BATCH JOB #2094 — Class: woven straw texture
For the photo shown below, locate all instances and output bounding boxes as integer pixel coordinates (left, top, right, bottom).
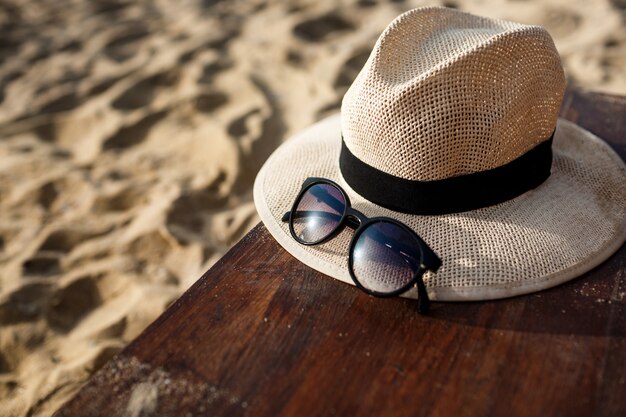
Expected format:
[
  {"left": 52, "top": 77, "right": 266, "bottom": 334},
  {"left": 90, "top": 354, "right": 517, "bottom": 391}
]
[
  {"left": 341, "top": 7, "right": 566, "bottom": 181},
  {"left": 254, "top": 116, "right": 626, "bottom": 301},
  {"left": 253, "top": 7, "right": 626, "bottom": 301}
]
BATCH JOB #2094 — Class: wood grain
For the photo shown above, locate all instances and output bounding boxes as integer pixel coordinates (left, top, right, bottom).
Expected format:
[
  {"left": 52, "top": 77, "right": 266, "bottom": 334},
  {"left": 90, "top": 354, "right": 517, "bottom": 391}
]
[{"left": 54, "top": 89, "right": 626, "bottom": 417}]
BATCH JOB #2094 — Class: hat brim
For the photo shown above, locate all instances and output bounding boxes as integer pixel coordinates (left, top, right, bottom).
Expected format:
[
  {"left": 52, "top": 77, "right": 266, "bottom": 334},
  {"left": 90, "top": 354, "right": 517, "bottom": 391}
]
[{"left": 253, "top": 115, "right": 626, "bottom": 301}]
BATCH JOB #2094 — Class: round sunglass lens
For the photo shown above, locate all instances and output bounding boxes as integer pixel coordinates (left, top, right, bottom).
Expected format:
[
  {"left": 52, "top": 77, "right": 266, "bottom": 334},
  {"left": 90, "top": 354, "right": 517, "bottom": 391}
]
[
  {"left": 291, "top": 183, "right": 346, "bottom": 244},
  {"left": 351, "top": 221, "right": 423, "bottom": 294}
]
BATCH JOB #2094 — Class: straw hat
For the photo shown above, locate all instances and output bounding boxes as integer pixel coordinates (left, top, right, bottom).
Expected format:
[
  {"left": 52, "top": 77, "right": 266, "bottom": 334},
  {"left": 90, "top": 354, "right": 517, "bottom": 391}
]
[{"left": 253, "top": 7, "right": 626, "bottom": 301}]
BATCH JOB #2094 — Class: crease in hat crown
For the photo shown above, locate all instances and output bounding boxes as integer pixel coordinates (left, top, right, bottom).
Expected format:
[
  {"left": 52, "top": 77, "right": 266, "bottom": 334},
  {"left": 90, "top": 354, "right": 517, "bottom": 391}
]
[{"left": 340, "top": 6, "right": 567, "bottom": 182}]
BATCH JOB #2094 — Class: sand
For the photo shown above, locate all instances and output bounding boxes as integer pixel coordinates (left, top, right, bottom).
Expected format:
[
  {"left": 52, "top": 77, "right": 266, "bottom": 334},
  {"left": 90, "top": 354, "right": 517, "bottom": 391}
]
[{"left": 0, "top": 0, "right": 624, "bottom": 415}]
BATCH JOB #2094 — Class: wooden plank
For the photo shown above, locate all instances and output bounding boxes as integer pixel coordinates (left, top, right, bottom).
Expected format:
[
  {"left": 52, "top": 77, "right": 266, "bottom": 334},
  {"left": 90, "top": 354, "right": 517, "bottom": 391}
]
[{"left": 54, "top": 89, "right": 626, "bottom": 417}]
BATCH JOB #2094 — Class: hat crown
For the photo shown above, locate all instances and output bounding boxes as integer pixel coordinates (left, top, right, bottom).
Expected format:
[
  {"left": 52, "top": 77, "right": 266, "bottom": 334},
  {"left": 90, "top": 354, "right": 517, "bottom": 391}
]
[{"left": 340, "top": 7, "right": 566, "bottom": 181}]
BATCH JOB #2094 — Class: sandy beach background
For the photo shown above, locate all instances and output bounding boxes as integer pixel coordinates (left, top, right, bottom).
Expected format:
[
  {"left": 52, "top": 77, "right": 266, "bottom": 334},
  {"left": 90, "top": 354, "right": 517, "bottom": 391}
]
[{"left": 0, "top": 0, "right": 624, "bottom": 415}]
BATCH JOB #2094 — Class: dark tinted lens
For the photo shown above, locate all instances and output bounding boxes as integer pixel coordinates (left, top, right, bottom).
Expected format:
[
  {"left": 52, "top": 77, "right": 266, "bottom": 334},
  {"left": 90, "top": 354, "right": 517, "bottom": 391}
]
[
  {"left": 351, "top": 221, "right": 423, "bottom": 294},
  {"left": 291, "top": 183, "right": 346, "bottom": 244}
]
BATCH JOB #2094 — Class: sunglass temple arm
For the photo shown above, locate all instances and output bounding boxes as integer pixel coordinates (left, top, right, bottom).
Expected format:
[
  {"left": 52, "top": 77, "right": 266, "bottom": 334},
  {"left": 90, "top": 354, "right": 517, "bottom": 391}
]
[
  {"left": 417, "top": 239, "right": 442, "bottom": 273},
  {"left": 415, "top": 240, "right": 440, "bottom": 315},
  {"left": 415, "top": 277, "right": 430, "bottom": 314}
]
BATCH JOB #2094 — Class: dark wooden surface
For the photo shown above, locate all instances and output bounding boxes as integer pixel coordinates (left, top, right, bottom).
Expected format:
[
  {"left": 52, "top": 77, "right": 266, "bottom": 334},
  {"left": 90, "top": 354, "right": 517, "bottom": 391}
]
[{"left": 55, "top": 89, "right": 626, "bottom": 417}]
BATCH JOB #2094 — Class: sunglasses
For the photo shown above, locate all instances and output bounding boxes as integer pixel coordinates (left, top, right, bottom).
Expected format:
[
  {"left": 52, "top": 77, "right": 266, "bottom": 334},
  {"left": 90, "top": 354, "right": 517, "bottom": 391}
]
[{"left": 281, "top": 177, "right": 441, "bottom": 314}]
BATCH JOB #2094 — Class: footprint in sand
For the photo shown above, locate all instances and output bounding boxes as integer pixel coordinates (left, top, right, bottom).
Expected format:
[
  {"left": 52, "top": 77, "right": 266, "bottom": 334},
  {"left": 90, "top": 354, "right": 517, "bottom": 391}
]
[
  {"left": 166, "top": 172, "right": 228, "bottom": 244},
  {"left": 0, "top": 283, "right": 54, "bottom": 325},
  {"left": 47, "top": 276, "right": 102, "bottom": 332},
  {"left": 0, "top": 351, "right": 11, "bottom": 373},
  {"left": 285, "top": 49, "right": 305, "bottom": 67},
  {"left": 92, "top": 184, "right": 148, "bottom": 213},
  {"left": 293, "top": 12, "right": 355, "bottom": 42},
  {"left": 111, "top": 71, "right": 180, "bottom": 110},
  {"left": 333, "top": 48, "right": 371, "bottom": 94},
  {"left": 22, "top": 252, "right": 62, "bottom": 277},
  {"left": 17, "top": 172, "right": 92, "bottom": 215},
  {"left": 194, "top": 91, "right": 229, "bottom": 113},
  {"left": 227, "top": 108, "right": 262, "bottom": 140},
  {"left": 38, "top": 225, "right": 113, "bottom": 254},
  {"left": 316, "top": 99, "right": 343, "bottom": 120},
  {"left": 35, "top": 68, "right": 88, "bottom": 97},
  {"left": 103, "top": 23, "right": 151, "bottom": 63},
  {"left": 311, "top": 48, "right": 371, "bottom": 119},
  {"left": 441, "top": 1, "right": 459, "bottom": 9},
  {"left": 22, "top": 223, "right": 113, "bottom": 276},
  {"left": 357, "top": 0, "right": 377, "bottom": 8},
  {"left": 0, "top": 71, "right": 23, "bottom": 107},
  {"left": 103, "top": 110, "right": 168, "bottom": 150},
  {"left": 91, "top": 0, "right": 131, "bottom": 15},
  {"left": 197, "top": 59, "right": 233, "bottom": 85},
  {"left": 178, "top": 34, "right": 233, "bottom": 64},
  {"left": 86, "top": 76, "right": 122, "bottom": 96},
  {"left": 39, "top": 91, "right": 82, "bottom": 114},
  {"left": 228, "top": 76, "right": 286, "bottom": 190},
  {"left": 124, "top": 231, "right": 176, "bottom": 265},
  {"left": 36, "top": 181, "right": 59, "bottom": 211}
]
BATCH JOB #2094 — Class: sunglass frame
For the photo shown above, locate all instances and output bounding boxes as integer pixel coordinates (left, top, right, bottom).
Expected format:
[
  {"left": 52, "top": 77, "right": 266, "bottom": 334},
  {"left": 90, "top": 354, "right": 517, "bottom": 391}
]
[{"left": 285, "top": 177, "right": 441, "bottom": 313}]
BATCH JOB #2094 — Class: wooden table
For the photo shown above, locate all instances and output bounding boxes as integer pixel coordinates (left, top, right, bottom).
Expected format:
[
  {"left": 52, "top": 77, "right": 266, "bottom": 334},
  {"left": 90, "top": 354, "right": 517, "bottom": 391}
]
[{"left": 55, "top": 89, "right": 626, "bottom": 417}]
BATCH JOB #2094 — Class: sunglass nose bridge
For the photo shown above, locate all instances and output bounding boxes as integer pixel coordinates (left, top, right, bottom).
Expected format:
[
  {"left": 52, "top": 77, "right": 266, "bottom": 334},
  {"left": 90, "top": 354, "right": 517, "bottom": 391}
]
[
  {"left": 345, "top": 208, "right": 367, "bottom": 230},
  {"left": 345, "top": 215, "right": 361, "bottom": 229}
]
